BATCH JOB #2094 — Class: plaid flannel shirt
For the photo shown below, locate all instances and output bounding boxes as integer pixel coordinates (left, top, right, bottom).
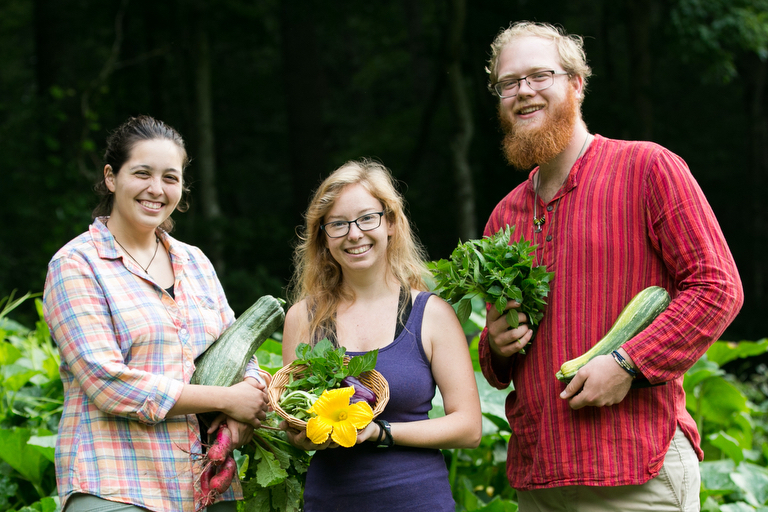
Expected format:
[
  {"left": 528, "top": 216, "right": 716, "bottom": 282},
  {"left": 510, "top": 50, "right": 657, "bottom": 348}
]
[{"left": 44, "top": 218, "right": 260, "bottom": 511}]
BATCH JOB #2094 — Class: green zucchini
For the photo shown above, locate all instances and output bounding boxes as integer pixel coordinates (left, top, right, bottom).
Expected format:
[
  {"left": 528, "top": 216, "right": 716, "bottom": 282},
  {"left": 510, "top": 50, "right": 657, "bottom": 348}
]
[
  {"left": 191, "top": 294, "right": 286, "bottom": 388},
  {"left": 555, "top": 286, "right": 670, "bottom": 382}
]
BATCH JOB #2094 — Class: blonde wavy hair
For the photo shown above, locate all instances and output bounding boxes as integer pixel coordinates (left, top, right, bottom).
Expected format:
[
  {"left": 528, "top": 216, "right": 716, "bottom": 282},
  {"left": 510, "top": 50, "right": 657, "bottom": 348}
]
[
  {"left": 486, "top": 21, "right": 592, "bottom": 95},
  {"left": 290, "top": 158, "right": 429, "bottom": 345}
]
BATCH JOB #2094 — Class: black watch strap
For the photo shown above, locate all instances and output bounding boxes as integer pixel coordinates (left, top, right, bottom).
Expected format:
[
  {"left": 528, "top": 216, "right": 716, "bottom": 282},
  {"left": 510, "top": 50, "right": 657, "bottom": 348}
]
[{"left": 374, "top": 419, "right": 393, "bottom": 448}]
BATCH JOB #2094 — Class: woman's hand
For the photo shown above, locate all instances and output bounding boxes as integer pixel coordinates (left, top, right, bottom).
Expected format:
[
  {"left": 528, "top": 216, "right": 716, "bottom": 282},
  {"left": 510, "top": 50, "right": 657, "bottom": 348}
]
[
  {"left": 208, "top": 414, "right": 254, "bottom": 449},
  {"left": 485, "top": 301, "right": 533, "bottom": 358},
  {"left": 223, "top": 378, "right": 270, "bottom": 428},
  {"left": 280, "top": 421, "right": 338, "bottom": 451},
  {"left": 356, "top": 421, "right": 380, "bottom": 444}
]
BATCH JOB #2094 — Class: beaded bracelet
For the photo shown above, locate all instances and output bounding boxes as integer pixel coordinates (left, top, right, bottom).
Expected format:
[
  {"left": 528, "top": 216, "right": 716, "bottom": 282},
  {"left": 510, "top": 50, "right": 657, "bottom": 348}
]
[{"left": 611, "top": 350, "right": 638, "bottom": 379}]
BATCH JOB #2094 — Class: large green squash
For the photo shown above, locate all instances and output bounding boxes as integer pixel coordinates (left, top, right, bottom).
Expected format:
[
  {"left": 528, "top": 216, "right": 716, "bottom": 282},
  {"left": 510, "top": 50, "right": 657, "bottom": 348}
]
[{"left": 555, "top": 286, "right": 671, "bottom": 383}]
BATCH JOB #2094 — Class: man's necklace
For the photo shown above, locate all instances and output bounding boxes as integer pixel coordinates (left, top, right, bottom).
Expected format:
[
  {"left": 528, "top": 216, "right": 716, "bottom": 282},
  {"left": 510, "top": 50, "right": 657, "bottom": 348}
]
[
  {"left": 532, "top": 133, "right": 591, "bottom": 267},
  {"left": 532, "top": 133, "right": 591, "bottom": 233},
  {"left": 107, "top": 222, "right": 161, "bottom": 274}
]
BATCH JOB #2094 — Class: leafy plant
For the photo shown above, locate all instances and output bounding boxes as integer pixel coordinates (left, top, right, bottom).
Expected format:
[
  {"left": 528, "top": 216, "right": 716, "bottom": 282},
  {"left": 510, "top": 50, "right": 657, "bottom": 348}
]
[
  {"left": 237, "top": 417, "right": 310, "bottom": 512},
  {"left": 279, "top": 339, "right": 377, "bottom": 421},
  {"left": 686, "top": 339, "right": 768, "bottom": 510},
  {"left": 0, "top": 293, "right": 61, "bottom": 511},
  {"left": 427, "top": 225, "right": 553, "bottom": 330}
]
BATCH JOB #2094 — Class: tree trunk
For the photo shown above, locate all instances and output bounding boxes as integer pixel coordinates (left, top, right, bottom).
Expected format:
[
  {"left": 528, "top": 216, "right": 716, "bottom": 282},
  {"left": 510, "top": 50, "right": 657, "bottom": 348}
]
[
  {"left": 625, "top": 0, "right": 654, "bottom": 140},
  {"left": 403, "top": 1, "right": 446, "bottom": 183},
  {"left": 446, "top": 0, "right": 476, "bottom": 241},
  {"left": 738, "top": 55, "right": 768, "bottom": 320},
  {"left": 279, "top": 1, "right": 329, "bottom": 228},
  {"left": 32, "top": 0, "right": 59, "bottom": 97},
  {"left": 194, "top": 3, "right": 225, "bottom": 273}
]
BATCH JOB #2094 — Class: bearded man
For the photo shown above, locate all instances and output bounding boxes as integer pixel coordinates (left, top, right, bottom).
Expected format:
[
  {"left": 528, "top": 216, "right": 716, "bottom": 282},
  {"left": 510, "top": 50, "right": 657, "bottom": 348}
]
[{"left": 478, "top": 21, "right": 743, "bottom": 512}]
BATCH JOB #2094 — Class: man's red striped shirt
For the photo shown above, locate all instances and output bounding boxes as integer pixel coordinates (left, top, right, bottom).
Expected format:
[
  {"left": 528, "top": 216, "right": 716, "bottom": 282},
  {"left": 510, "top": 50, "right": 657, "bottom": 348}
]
[{"left": 479, "top": 134, "right": 744, "bottom": 489}]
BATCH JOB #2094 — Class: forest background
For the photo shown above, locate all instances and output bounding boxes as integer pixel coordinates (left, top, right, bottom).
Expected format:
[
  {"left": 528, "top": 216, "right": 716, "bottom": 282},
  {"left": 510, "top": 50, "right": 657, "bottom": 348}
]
[{"left": 1, "top": 0, "right": 766, "bottom": 345}]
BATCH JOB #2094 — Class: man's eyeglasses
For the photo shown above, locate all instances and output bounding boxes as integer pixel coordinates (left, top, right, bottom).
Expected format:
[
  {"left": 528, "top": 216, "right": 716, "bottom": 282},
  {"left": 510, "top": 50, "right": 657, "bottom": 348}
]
[
  {"left": 491, "top": 70, "right": 570, "bottom": 98},
  {"left": 320, "top": 212, "right": 385, "bottom": 238}
]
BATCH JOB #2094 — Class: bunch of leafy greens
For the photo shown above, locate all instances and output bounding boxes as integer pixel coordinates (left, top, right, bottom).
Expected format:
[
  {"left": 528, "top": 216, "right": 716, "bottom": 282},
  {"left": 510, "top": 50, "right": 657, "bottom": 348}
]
[
  {"left": 239, "top": 416, "right": 310, "bottom": 512},
  {"left": 428, "top": 225, "right": 554, "bottom": 329},
  {"left": 279, "top": 339, "right": 378, "bottom": 421}
]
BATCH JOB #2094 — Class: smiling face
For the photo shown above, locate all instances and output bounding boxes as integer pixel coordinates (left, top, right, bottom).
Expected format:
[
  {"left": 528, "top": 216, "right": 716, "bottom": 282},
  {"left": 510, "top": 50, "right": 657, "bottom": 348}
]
[
  {"left": 104, "top": 138, "right": 184, "bottom": 236},
  {"left": 323, "top": 183, "right": 394, "bottom": 276},
  {"left": 496, "top": 35, "right": 583, "bottom": 168}
]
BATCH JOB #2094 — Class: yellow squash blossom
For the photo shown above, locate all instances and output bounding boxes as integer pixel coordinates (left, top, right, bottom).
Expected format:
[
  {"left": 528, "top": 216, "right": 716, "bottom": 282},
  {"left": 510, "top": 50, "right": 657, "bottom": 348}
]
[{"left": 306, "top": 386, "right": 374, "bottom": 448}]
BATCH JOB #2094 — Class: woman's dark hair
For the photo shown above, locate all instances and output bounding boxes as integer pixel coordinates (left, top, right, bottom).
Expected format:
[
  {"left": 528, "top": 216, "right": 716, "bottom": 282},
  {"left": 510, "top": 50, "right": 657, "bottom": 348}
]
[{"left": 92, "top": 115, "right": 191, "bottom": 232}]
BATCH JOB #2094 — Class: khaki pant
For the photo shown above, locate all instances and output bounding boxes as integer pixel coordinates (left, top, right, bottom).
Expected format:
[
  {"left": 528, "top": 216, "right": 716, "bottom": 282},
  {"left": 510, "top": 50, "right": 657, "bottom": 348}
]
[
  {"left": 65, "top": 493, "right": 237, "bottom": 512},
  {"left": 517, "top": 428, "right": 701, "bottom": 512}
]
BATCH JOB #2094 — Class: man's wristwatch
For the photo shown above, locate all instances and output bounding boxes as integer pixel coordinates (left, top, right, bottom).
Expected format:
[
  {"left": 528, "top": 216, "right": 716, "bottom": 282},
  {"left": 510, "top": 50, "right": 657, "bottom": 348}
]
[{"left": 374, "top": 419, "right": 394, "bottom": 448}]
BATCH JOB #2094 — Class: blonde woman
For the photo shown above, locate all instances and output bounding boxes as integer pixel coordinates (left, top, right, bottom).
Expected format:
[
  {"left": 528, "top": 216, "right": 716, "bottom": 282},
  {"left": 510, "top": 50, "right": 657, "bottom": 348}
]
[{"left": 282, "top": 159, "right": 482, "bottom": 512}]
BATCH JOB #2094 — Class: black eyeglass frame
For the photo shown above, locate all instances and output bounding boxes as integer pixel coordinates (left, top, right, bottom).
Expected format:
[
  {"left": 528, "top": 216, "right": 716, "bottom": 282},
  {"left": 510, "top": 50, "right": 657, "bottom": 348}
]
[
  {"left": 320, "top": 211, "right": 386, "bottom": 238},
  {"left": 490, "top": 70, "right": 571, "bottom": 98}
]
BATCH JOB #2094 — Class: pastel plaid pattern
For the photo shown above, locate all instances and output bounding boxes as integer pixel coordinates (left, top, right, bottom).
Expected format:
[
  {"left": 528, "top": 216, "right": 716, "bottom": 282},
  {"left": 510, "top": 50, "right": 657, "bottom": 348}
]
[{"left": 44, "top": 218, "right": 256, "bottom": 511}]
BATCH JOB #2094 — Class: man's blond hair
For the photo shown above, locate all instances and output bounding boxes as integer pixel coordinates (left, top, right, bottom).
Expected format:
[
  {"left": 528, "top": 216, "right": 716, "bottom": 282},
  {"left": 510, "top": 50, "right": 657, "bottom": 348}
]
[{"left": 487, "top": 21, "right": 592, "bottom": 93}]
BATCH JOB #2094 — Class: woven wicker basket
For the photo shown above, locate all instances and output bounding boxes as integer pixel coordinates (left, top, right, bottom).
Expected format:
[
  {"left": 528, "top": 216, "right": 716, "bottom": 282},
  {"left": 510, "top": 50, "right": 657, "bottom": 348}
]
[{"left": 268, "top": 362, "right": 390, "bottom": 431}]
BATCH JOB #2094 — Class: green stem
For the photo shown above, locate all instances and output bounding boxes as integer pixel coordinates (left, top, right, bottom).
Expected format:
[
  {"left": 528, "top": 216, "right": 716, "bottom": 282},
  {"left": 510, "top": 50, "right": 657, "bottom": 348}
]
[{"left": 448, "top": 448, "right": 460, "bottom": 492}]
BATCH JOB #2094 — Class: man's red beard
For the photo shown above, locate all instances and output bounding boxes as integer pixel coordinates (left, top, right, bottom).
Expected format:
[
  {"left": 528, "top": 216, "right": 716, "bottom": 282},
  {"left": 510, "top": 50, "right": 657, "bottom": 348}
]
[{"left": 498, "top": 88, "right": 579, "bottom": 170}]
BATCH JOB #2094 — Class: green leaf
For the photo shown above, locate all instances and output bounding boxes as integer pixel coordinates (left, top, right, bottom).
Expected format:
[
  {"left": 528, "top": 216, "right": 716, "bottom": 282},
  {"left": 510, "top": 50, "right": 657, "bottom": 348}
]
[
  {"left": 347, "top": 350, "right": 378, "bottom": 376},
  {"left": 700, "top": 459, "right": 738, "bottom": 493},
  {"left": 710, "top": 431, "right": 745, "bottom": 465},
  {"left": 0, "top": 427, "right": 52, "bottom": 486},
  {"left": 2, "top": 365, "right": 41, "bottom": 392},
  {"left": 243, "top": 491, "right": 271, "bottom": 512},
  {"left": 456, "top": 298, "right": 473, "bottom": 325},
  {"left": 505, "top": 309, "right": 519, "bottom": 329},
  {"left": 731, "top": 462, "right": 768, "bottom": 507},
  {"left": 706, "top": 339, "right": 768, "bottom": 367},
  {"left": 252, "top": 444, "right": 288, "bottom": 487},
  {"left": 27, "top": 434, "right": 57, "bottom": 464},
  {"left": 0, "top": 342, "right": 23, "bottom": 365},
  {"left": 688, "top": 375, "right": 749, "bottom": 425},
  {"left": 16, "top": 496, "right": 59, "bottom": 512},
  {"left": 427, "top": 225, "right": 554, "bottom": 343}
]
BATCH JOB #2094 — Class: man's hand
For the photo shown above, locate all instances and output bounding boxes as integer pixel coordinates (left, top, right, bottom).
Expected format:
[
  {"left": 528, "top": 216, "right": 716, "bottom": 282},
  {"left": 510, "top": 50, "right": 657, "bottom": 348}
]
[
  {"left": 559, "top": 354, "right": 634, "bottom": 409},
  {"left": 485, "top": 301, "right": 533, "bottom": 358}
]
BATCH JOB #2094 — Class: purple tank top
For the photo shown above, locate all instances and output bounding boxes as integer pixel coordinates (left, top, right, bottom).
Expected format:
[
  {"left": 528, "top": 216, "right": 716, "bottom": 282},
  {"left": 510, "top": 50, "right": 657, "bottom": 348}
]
[{"left": 302, "top": 292, "right": 455, "bottom": 511}]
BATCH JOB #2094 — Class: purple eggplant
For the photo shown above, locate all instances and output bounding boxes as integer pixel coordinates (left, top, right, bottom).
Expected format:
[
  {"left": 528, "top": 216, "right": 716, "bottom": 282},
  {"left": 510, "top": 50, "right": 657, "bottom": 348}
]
[{"left": 341, "top": 376, "right": 377, "bottom": 405}]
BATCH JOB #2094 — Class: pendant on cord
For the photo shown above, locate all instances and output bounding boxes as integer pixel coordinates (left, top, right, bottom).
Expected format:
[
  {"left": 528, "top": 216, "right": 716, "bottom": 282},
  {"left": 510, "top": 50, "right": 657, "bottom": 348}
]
[{"left": 533, "top": 216, "right": 546, "bottom": 233}]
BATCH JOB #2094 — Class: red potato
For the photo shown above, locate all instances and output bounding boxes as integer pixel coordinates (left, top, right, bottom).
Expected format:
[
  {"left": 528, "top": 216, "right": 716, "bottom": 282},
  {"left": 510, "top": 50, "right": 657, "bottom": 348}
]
[
  {"left": 207, "top": 424, "right": 232, "bottom": 465},
  {"left": 197, "top": 463, "right": 216, "bottom": 509},
  {"left": 209, "top": 455, "right": 238, "bottom": 495}
]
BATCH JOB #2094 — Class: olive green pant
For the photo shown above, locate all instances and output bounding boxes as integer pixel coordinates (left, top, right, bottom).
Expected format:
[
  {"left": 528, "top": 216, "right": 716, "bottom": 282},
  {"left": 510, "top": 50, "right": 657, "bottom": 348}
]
[
  {"left": 516, "top": 427, "right": 701, "bottom": 512},
  {"left": 65, "top": 493, "right": 237, "bottom": 512}
]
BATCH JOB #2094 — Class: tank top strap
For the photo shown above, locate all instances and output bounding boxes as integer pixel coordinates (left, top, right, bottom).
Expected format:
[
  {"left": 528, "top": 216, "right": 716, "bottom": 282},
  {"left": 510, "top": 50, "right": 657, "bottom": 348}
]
[{"left": 409, "top": 291, "right": 433, "bottom": 327}]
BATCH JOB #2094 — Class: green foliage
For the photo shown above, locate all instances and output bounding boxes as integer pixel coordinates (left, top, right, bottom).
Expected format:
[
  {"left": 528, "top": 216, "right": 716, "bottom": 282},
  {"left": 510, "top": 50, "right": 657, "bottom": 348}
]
[
  {"left": 2, "top": 291, "right": 767, "bottom": 512},
  {"left": 291, "top": 339, "right": 378, "bottom": 390},
  {"left": 241, "top": 342, "right": 314, "bottom": 512},
  {"left": 279, "top": 340, "right": 378, "bottom": 422},
  {"left": 428, "top": 226, "right": 554, "bottom": 329},
  {"left": 670, "top": 0, "right": 768, "bottom": 81},
  {"left": 446, "top": 303, "right": 768, "bottom": 511},
  {"left": 237, "top": 423, "right": 310, "bottom": 512},
  {"left": 687, "top": 339, "right": 768, "bottom": 510},
  {"left": 0, "top": 293, "right": 60, "bottom": 511}
]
